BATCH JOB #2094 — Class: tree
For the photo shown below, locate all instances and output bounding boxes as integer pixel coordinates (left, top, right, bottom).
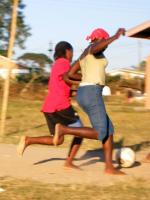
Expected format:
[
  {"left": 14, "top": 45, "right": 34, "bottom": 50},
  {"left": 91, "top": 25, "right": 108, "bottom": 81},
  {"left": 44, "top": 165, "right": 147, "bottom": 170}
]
[
  {"left": 0, "top": 0, "right": 31, "bottom": 53},
  {"left": 106, "top": 75, "right": 121, "bottom": 84},
  {"left": 138, "top": 60, "right": 146, "bottom": 71},
  {"left": 17, "top": 53, "right": 52, "bottom": 83},
  {"left": 18, "top": 53, "right": 52, "bottom": 69},
  {"left": 131, "top": 60, "right": 146, "bottom": 72}
]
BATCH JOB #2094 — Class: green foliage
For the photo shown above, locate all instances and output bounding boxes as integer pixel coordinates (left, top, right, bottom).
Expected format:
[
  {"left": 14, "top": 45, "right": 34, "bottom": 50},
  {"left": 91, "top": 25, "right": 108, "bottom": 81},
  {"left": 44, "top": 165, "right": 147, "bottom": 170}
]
[
  {"left": 16, "top": 68, "right": 49, "bottom": 84},
  {"left": 131, "top": 60, "right": 146, "bottom": 72},
  {"left": 0, "top": 0, "right": 31, "bottom": 51},
  {"left": 15, "top": 73, "right": 32, "bottom": 83},
  {"left": 16, "top": 53, "right": 52, "bottom": 83},
  {"left": 138, "top": 60, "right": 146, "bottom": 71},
  {"left": 18, "top": 53, "right": 52, "bottom": 68},
  {"left": 0, "top": 49, "right": 7, "bottom": 56},
  {"left": 106, "top": 75, "right": 121, "bottom": 83}
]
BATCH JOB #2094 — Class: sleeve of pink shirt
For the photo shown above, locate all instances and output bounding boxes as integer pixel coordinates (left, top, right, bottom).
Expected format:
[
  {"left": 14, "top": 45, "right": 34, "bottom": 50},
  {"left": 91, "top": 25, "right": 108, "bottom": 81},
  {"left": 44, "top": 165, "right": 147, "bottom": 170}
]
[{"left": 57, "top": 59, "right": 70, "bottom": 78}]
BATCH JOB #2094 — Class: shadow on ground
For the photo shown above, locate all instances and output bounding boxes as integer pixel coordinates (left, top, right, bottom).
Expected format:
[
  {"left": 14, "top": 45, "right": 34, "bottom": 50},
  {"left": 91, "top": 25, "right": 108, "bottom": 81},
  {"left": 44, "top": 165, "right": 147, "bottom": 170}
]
[{"left": 33, "top": 139, "right": 149, "bottom": 168}]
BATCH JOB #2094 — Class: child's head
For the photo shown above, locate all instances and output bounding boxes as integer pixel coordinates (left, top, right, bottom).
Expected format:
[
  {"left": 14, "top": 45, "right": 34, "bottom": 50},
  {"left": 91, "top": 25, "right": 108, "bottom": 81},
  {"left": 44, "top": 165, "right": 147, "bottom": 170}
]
[{"left": 54, "top": 41, "right": 73, "bottom": 62}]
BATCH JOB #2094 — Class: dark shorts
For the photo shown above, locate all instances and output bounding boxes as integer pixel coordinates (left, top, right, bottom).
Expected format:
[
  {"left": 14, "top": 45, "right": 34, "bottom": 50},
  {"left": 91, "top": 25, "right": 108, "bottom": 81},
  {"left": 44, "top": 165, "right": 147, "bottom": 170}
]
[{"left": 44, "top": 106, "right": 80, "bottom": 135}]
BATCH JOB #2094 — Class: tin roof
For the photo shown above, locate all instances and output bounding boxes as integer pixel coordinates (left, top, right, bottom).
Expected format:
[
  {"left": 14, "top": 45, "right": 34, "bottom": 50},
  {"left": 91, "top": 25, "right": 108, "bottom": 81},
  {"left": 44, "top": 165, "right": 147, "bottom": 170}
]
[{"left": 126, "top": 21, "right": 150, "bottom": 39}]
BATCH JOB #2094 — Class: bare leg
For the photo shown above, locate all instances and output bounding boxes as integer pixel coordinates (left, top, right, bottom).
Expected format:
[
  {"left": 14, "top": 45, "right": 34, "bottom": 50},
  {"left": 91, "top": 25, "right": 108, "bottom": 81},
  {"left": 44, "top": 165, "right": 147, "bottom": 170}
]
[
  {"left": 143, "top": 153, "right": 150, "bottom": 163},
  {"left": 17, "top": 135, "right": 64, "bottom": 156},
  {"left": 146, "top": 153, "right": 150, "bottom": 160},
  {"left": 54, "top": 124, "right": 98, "bottom": 145},
  {"left": 54, "top": 124, "right": 125, "bottom": 175},
  {"left": 65, "top": 137, "right": 83, "bottom": 169},
  {"left": 17, "top": 134, "right": 82, "bottom": 168},
  {"left": 102, "top": 135, "right": 125, "bottom": 175}
]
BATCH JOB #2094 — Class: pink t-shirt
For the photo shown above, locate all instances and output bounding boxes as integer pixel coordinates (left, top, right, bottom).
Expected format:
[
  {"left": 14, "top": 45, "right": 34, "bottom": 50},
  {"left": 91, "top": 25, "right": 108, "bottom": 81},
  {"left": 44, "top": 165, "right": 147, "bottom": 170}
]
[{"left": 41, "top": 58, "right": 71, "bottom": 113}]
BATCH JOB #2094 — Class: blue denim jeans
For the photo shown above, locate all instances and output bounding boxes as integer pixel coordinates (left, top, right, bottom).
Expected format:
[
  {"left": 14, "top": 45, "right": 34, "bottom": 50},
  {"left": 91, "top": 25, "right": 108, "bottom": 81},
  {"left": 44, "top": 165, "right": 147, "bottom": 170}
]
[{"left": 77, "top": 85, "right": 114, "bottom": 141}]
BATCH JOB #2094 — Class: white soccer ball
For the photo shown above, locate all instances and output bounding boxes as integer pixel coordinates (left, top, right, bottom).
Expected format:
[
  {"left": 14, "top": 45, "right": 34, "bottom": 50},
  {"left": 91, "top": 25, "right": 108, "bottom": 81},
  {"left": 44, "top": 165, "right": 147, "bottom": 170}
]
[{"left": 115, "top": 147, "right": 136, "bottom": 168}]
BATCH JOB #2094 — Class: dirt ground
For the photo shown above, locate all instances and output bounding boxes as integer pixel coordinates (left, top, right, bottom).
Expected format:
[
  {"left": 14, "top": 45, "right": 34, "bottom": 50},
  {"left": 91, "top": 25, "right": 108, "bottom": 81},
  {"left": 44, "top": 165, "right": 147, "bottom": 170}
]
[{"left": 0, "top": 144, "right": 150, "bottom": 186}]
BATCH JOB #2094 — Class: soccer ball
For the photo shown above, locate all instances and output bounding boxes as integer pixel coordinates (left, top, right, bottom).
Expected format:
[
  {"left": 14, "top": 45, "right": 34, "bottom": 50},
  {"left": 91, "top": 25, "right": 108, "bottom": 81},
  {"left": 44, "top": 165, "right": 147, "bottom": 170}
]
[{"left": 115, "top": 147, "right": 136, "bottom": 168}]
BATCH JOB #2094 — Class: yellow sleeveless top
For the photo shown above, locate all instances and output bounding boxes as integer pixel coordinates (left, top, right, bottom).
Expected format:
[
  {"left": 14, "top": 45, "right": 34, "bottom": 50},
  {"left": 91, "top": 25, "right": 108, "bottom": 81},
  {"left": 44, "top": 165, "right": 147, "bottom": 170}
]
[{"left": 79, "top": 54, "right": 108, "bottom": 85}]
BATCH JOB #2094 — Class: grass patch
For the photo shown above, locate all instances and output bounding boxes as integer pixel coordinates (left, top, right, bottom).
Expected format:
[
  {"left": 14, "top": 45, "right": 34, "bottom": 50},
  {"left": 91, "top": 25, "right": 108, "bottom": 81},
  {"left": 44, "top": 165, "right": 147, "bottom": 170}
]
[
  {"left": 0, "top": 96, "right": 150, "bottom": 150},
  {"left": 0, "top": 177, "right": 149, "bottom": 200}
]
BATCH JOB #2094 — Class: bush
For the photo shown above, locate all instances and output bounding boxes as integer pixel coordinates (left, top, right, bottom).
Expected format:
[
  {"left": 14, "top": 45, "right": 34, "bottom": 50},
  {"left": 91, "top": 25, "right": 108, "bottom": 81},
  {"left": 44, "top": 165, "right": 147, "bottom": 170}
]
[{"left": 106, "top": 75, "right": 121, "bottom": 84}]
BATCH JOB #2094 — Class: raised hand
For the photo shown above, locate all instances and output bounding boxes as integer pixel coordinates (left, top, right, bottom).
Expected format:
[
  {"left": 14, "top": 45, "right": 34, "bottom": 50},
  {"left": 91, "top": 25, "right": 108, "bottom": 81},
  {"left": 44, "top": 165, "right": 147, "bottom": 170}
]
[{"left": 115, "top": 28, "right": 126, "bottom": 39}]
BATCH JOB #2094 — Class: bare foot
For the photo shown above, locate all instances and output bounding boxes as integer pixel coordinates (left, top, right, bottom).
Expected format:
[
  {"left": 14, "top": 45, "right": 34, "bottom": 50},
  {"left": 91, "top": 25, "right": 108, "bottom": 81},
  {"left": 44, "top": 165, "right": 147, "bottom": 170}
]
[
  {"left": 53, "top": 123, "right": 64, "bottom": 146},
  {"left": 142, "top": 153, "right": 150, "bottom": 163},
  {"left": 17, "top": 136, "right": 28, "bottom": 156},
  {"left": 64, "top": 162, "right": 81, "bottom": 170},
  {"left": 105, "top": 167, "right": 126, "bottom": 175},
  {"left": 146, "top": 153, "right": 150, "bottom": 160}
]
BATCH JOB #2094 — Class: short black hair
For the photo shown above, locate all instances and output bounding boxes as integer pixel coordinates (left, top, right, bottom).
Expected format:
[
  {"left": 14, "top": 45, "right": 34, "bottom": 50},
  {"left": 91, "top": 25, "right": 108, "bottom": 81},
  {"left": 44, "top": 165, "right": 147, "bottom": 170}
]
[{"left": 54, "top": 41, "right": 73, "bottom": 60}]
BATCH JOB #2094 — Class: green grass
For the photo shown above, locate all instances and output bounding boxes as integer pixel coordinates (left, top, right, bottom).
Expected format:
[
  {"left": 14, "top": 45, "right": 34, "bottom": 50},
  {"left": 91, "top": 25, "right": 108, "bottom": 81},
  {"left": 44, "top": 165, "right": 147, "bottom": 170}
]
[
  {"left": 0, "top": 96, "right": 150, "bottom": 150},
  {"left": 0, "top": 177, "right": 150, "bottom": 200}
]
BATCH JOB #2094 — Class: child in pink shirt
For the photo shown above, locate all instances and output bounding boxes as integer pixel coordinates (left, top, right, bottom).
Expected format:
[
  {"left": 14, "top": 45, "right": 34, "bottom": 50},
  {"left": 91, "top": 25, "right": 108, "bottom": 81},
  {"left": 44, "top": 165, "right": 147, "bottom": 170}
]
[
  {"left": 17, "top": 41, "right": 83, "bottom": 169},
  {"left": 42, "top": 57, "right": 71, "bottom": 113}
]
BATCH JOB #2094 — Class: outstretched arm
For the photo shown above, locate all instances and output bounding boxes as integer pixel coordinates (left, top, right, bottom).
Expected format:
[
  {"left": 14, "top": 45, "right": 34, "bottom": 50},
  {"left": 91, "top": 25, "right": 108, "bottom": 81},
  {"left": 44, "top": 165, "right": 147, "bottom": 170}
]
[{"left": 90, "top": 28, "right": 125, "bottom": 54}]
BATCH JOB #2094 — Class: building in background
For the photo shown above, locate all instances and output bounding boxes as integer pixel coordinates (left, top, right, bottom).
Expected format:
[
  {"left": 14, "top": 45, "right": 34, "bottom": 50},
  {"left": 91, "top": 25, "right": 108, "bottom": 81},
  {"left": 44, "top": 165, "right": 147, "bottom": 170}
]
[
  {"left": 108, "top": 69, "right": 145, "bottom": 80},
  {"left": 0, "top": 56, "right": 29, "bottom": 79},
  {"left": 126, "top": 20, "right": 150, "bottom": 109}
]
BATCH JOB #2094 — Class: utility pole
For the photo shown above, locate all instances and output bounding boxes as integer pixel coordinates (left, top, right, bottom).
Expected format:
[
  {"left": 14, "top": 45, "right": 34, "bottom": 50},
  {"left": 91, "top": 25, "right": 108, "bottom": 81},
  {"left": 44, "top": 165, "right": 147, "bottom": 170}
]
[
  {"left": 145, "top": 56, "right": 150, "bottom": 109},
  {"left": 0, "top": 0, "right": 19, "bottom": 136},
  {"left": 49, "top": 41, "right": 53, "bottom": 60},
  {"left": 137, "top": 40, "right": 143, "bottom": 91},
  {"left": 137, "top": 40, "right": 142, "bottom": 67}
]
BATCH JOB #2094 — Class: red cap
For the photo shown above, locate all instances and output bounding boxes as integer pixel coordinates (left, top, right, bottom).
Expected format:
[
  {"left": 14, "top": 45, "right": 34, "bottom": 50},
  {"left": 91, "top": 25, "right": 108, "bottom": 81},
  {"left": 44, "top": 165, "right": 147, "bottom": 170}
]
[{"left": 86, "top": 28, "right": 109, "bottom": 41}]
